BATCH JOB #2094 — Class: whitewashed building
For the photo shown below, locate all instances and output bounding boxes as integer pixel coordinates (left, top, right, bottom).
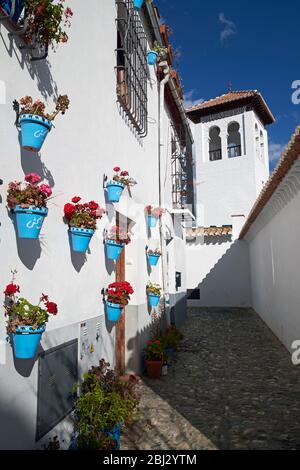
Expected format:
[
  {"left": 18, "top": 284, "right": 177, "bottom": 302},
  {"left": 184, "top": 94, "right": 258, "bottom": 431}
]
[
  {"left": 185, "top": 91, "right": 275, "bottom": 305},
  {"left": 0, "top": 0, "right": 194, "bottom": 449}
]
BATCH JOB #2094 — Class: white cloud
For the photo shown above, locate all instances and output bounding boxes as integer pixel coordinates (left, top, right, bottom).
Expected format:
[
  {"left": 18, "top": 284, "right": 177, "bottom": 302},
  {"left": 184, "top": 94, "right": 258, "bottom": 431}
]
[
  {"left": 269, "top": 142, "right": 285, "bottom": 163},
  {"left": 184, "top": 90, "right": 204, "bottom": 109},
  {"left": 219, "top": 12, "right": 237, "bottom": 43}
]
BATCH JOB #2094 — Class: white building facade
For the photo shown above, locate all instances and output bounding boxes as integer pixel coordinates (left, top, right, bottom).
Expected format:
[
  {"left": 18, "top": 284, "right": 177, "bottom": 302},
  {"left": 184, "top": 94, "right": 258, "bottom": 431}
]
[{"left": 0, "top": 0, "right": 194, "bottom": 449}]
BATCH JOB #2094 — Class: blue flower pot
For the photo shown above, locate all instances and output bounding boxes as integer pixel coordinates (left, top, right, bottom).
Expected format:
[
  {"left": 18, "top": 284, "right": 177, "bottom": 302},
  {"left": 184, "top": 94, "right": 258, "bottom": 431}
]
[
  {"left": 148, "top": 294, "right": 160, "bottom": 307},
  {"left": 0, "top": 0, "right": 24, "bottom": 23},
  {"left": 164, "top": 347, "right": 174, "bottom": 365},
  {"left": 106, "top": 302, "right": 123, "bottom": 322},
  {"left": 147, "top": 51, "right": 158, "bottom": 65},
  {"left": 13, "top": 205, "right": 48, "bottom": 239},
  {"left": 106, "top": 181, "right": 125, "bottom": 203},
  {"left": 12, "top": 325, "right": 45, "bottom": 359},
  {"left": 147, "top": 253, "right": 160, "bottom": 266},
  {"left": 133, "top": 0, "right": 144, "bottom": 9},
  {"left": 106, "top": 240, "right": 124, "bottom": 261},
  {"left": 69, "top": 227, "right": 94, "bottom": 253},
  {"left": 19, "top": 114, "right": 52, "bottom": 152},
  {"left": 147, "top": 214, "right": 158, "bottom": 228},
  {"left": 104, "top": 423, "right": 123, "bottom": 450}
]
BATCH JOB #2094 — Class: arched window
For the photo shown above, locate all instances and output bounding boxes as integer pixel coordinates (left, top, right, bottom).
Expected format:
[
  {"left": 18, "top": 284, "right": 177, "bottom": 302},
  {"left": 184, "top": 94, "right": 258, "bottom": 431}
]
[
  {"left": 255, "top": 124, "right": 260, "bottom": 158},
  {"left": 209, "top": 126, "right": 222, "bottom": 161},
  {"left": 260, "top": 130, "right": 264, "bottom": 160},
  {"left": 227, "top": 122, "right": 241, "bottom": 158}
]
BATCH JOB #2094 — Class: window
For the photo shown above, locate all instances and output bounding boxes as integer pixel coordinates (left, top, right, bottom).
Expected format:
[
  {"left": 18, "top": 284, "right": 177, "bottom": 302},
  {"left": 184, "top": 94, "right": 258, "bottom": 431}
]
[
  {"left": 115, "top": 0, "right": 148, "bottom": 137},
  {"left": 227, "top": 122, "right": 241, "bottom": 158},
  {"left": 209, "top": 126, "right": 222, "bottom": 161},
  {"left": 260, "top": 130, "right": 264, "bottom": 160}
]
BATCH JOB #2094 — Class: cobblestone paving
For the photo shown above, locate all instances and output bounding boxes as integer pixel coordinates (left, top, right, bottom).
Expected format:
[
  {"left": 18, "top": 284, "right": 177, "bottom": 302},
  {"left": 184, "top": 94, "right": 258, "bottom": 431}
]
[{"left": 122, "top": 307, "right": 300, "bottom": 450}]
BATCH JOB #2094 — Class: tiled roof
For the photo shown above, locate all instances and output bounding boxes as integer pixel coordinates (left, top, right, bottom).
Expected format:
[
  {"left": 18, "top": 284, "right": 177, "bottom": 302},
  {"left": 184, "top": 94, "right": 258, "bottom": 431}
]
[
  {"left": 186, "top": 90, "right": 275, "bottom": 125},
  {"left": 239, "top": 125, "right": 300, "bottom": 239},
  {"left": 186, "top": 226, "right": 232, "bottom": 238}
]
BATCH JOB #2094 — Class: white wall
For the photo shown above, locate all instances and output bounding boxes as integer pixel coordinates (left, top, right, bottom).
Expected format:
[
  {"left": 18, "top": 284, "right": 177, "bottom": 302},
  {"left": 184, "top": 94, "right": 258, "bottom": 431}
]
[
  {"left": 0, "top": 0, "right": 187, "bottom": 448},
  {"left": 245, "top": 157, "right": 300, "bottom": 353},
  {"left": 186, "top": 238, "right": 251, "bottom": 308}
]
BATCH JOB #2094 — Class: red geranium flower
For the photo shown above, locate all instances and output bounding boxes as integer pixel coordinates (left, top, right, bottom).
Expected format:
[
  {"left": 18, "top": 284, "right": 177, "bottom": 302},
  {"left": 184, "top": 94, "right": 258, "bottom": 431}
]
[
  {"left": 3, "top": 283, "right": 20, "bottom": 296},
  {"left": 46, "top": 301, "right": 58, "bottom": 315},
  {"left": 88, "top": 201, "right": 99, "bottom": 211},
  {"left": 64, "top": 203, "right": 76, "bottom": 219},
  {"left": 120, "top": 171, "right": 129, "bottom": 177},
  {"left": 72, "top": 196, "right": 81, "bottom": 203},
  {"left": 113, "top": 166, "right": 121, "bottom": 172},
  {"left": 41, "top": 293, "right": 49, "bottom": 302}
]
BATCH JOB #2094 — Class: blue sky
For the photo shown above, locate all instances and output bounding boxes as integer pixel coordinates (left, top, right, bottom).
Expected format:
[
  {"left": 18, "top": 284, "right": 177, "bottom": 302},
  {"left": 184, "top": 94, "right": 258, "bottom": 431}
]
[{"left": 155, "top": 0, "right": 300, "bottom": 171}]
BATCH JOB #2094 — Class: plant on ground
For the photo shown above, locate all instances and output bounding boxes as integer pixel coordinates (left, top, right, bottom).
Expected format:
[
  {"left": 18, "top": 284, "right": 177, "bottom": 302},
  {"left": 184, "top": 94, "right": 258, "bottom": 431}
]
[
  {"left": 144, "top": 339, "right": 166, "bottom": 362},
  {"left": 160, "top": 325, "right": 184, "bottom": 349}
]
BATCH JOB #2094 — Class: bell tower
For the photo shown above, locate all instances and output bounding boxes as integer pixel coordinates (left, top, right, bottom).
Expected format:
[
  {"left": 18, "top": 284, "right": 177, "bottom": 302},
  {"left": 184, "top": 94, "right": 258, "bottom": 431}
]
[{"left": 186, "top": 90, "right": 275, "bottom": 229}]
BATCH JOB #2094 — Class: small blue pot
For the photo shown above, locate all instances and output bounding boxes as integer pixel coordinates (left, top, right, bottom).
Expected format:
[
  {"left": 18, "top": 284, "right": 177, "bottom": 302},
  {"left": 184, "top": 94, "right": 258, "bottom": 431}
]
[
  {"left": 13, "top": 205, "right": 48, "bottom": 239},
  {"left": 147, "top": 214, "right": 158, "bottom": 228},
  {"left": 106, "top": 302, "right": 123, "bottom": 322},
  {"left": 12, "top": 325, "right": 45, "bottom": 359},
  {"left": 147, "top": 51, "right": 158, "bottom": 66},
  {"left": 19, "top": 114, "right": 52, "bottom": 152},
  {"left": 133, "top": 0, "right": 144, "bottom": 9},
  {"left": 104, "top": 423, "right": 123, "bottom": 450},
  {"left": 147, "top": 253, "right": 160, "bottom": 266},
  {"left": 0, "top": 0, "right": 24, "bottom": 23},
  {"left": 106, "top": 181, "right": 125, "bottom": 203},
  {"left": 106, "top": 240, "right": 124, "bottom": 261},
  {"left": 69, "top": 227, "right": 94, "bottom": 253},
  {"left": 148, "top": 294, "right": 160, "bottom": 307}
]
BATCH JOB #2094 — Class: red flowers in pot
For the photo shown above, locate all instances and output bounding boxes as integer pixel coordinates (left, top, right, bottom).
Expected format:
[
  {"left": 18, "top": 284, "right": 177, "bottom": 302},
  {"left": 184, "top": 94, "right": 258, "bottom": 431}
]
[{"left": 104, "top": 282, "right": 134, "bottom": 322}]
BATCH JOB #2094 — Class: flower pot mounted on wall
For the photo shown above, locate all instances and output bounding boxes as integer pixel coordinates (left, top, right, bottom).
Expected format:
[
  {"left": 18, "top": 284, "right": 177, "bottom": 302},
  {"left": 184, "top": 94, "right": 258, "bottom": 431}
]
[
  {"left": 147, "top": 253, "right": 160, "bottom": 266},
  {"left": 105, "top": 302, "right": 123, "bottom": 322},
  {"left": 106, "top": 181, "right": 125, "bottom": 203},
  {"left": 13, "top": 205, "right": 48, "bottom": 239},
  {"left": 12, "top": 325, "right": 45, "bottom": 359},
  {"left": 69, "top": 227, "right": 94, "bottom": 253},
  {"left": 19, "top": 114, "right": 52, "bottom": 152},
  {"left": 147, "top": 214, "right": 158, "bottom": 228},
  {"left": 106, "top": 240, "right": 124, "bottom": 261},
  {"left": 147, "top": 51, "right": 158, "bottom": 66},
  {"left": 148, "top": 293, "right": 160, "bottom": 307},
  {"left": 0, "top": 0, "right": 24, "bottom": 23},
  {"left": 133, "top": 0, "right": 144, "bottom": 9}
]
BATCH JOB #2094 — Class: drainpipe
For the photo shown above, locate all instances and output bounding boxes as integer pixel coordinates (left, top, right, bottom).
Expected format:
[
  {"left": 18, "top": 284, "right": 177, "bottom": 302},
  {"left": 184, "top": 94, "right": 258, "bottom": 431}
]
[{"left": 158, "top": 60, "right": 170, "bottom": 323}]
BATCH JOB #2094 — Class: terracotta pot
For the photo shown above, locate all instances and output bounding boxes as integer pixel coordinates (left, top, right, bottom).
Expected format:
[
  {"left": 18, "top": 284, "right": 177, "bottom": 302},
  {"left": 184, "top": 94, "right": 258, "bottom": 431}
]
[{"left": 146, "top": 360, "right": 163, "bottom": 379}]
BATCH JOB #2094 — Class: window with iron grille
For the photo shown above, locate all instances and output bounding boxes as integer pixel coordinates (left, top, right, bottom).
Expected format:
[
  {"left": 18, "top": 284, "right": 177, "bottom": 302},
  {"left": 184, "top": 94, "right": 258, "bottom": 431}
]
[{"left": 115, "top": 0, "right": 148, "bottom": 137}]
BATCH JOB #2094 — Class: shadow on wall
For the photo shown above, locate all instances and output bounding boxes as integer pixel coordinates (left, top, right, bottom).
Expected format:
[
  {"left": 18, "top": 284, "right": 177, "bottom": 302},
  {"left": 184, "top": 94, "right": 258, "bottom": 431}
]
[
  {"left": 126, "top": 293, "right": 188, "bottom": 374},
  {"left": 188, "top": 240, "right": 251, "bottom": 308}
]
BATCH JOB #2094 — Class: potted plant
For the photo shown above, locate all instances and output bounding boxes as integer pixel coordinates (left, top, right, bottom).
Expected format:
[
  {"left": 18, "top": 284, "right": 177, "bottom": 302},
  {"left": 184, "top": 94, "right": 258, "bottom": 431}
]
[
  {"left": 145, "top": 205, "right": 164, "bottom": 228},
  {"left": 18, "top": 94, "right": 70, "bottom": 152},
  {"left": 105, "top": 225, "right": 131, "bottom": 261},
  {"left": 3, "top": 273, "right": 58, "bottom": 359},
  {"left": 143, "top": 340, "right": 165, "bottom": 379},
  {"left": 23, "top": 0, "right": 73, "bottom": 50},
  {"left": 64, "top": 196, "right": 105, "bottom": 253},
  {"left": 106, "top": 166, "right": 137, "bottom": 203},
  {"left": 147, "top": 248, "right": 161, "bottom": 266},
  {"left": 146, "top": 282, "right": 162, "bottom": 307},
  {"left": 104, "top": 281, "right": 134, "bottom": 322},
  {"left": 7, "top": 172, "right": 52, "bottom": 239},
  {"left": 147, "top": 42, "right": 168, "bottom": 65},
  {"left": 133, "top": 0, "right": 144, "bottom": 9},
  {"left": 161, "top": 325, "right": 184, "bottom": 364}
]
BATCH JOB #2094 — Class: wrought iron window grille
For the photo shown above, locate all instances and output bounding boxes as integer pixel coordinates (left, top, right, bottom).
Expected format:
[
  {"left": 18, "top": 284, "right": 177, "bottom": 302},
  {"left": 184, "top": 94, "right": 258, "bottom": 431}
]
[
  {"left": 171, "top": 124, "right": 194, "bottom": 212},
  {"left": 0, "top": 0, "right": 48, "bottom": 61},
  {"left": 115, "top": 0, "right": 148, "bottom": 137}
]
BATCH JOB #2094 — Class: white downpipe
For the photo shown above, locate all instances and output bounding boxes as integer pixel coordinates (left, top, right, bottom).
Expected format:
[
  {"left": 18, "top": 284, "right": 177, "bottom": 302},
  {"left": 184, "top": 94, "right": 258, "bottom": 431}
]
[{"left": 158, "top": 60, "right": 170, "bottom": 319}]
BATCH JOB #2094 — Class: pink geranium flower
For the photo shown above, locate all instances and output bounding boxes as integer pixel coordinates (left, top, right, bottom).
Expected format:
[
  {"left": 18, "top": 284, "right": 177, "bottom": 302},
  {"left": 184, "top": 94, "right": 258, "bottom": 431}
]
[
  {"left": 25, "top": 173, "right": 42, "bottom": 185},
  {"left": 39, "top": 184, "right": 52, "bottom": 198}
]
